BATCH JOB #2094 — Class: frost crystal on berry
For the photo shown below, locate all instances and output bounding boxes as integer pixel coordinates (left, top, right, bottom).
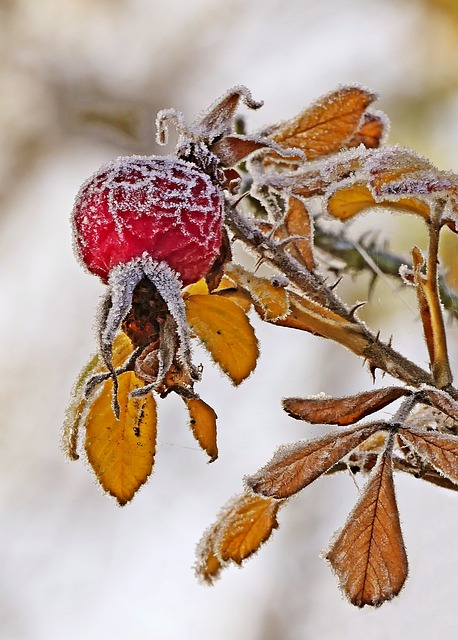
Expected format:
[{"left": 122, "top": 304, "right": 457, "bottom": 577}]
[{"left": 73, "top": 155, "right": 224, "bottom": 286}]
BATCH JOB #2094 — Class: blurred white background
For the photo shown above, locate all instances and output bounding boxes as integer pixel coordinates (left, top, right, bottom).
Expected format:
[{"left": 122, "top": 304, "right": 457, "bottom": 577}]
[{"left": 2, "top": 0, "right": 458, "bottom": 638}]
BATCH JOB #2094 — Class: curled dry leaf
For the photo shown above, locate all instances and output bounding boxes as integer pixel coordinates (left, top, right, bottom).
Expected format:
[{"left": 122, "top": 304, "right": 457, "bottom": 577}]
[
  {"left": 184, "top": 293, "right": 259, "bottom": 384},
  {"left": 85, "top": 371, "right": 157, "bottom": 506},
  {"left": 283, "top": 387, "right": 409, "bottom": 426},
  {"left": 398, "top": 425, "right": 458, "bottom": 485},
  {"left": 246, "top": 423, "right": 382, "bottom": 500},
  {"left": 195, "top": 493, "right": 281, "bottom": 584},
  {"left": 224, "top": 263, "right": 289, "bottom": 321},
  {"left": 284, "top": 196, "right": 315, "bottom": 270},
  {"left": 184, "top": 397, "right": 218, "bottom": 462},
  {"left": 412, "top": 246, "right": 452, "bottom": 388},
  {"left": 327, "top": 439, "right": 408, "bottom": 607},
  {"left": 345, "top": 112, "right": 386, "bottom": 150},
  {"left": 270, "top": 85, "right": 377, "bottom": 160}
]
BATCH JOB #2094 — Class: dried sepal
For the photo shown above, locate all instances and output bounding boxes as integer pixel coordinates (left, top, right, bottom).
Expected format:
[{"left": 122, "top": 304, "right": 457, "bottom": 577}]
[
  {"left": 194, "top": 85, "right": 263, "bottom": 144},
  {"left": 269, "top": 85, "right": 378, "bottom": 161},
  {"left": 398, "top": 425, "right": 458, "bottom": 485},
  {"left": 195, "top": 493, "right": 281, "bottom": 584},
  {"left": 246, "top": 423, "right": 383, "bottom": 499},
  {"left": 184, "top": 292, "right": 259, "bottom": 384},
  {"left": 283, "top": 387, "right": 409, "bottom": 426},
  {"left": 224, "top": 263, "right": 289, "bottom": 321},
  {"left": 183, "top": 397, "right": 218, "bottom": 462},
  {"left": 412, "top": 246, "right": 452, "bottom": 387},
  {"left": 85, "top": 371, "right": 157, "bottom": 505},
  {"left": 326, "top": 436, "right": 408, "bottom": 607}
]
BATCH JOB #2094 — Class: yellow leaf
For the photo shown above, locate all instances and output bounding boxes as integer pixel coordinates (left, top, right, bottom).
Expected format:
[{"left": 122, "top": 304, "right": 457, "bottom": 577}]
[
  {"left": 62, "top": 333, "right": 134, "bottom": 461},
  {"left": 184, "top": 294, "right": 259, "bottom": 385},
  {"left": 183, "top": 279, "right": 209, "bottom": 296},
  {"left": 225, "top": 263, "right": 289, "bottom": 321},
  {"left": 327, "top": 185, "right": 431, "bottom": 221},
  {"left": 184, "top": 397, "right": 218, "bottom": 462},
  {"left": 85, "top": 371, "right": 157, "bottom": 505}
]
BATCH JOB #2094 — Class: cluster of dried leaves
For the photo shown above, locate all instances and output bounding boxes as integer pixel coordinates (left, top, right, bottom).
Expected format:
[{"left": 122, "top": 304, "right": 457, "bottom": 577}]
[{"left": 65, "top": 85, "right": 458, "bottom": 608}]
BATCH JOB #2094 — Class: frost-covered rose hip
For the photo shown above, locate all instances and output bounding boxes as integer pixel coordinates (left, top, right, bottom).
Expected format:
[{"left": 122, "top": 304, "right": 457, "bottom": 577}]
[
  {"left": 74, "top": 86, "right": 270, "bottom": 416},
  {"left": 73, "top": 155, "right": 224, "bottom": 286}
]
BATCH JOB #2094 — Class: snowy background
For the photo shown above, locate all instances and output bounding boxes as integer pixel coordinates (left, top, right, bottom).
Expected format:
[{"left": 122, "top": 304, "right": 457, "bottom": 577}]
[{"left": 2, "top": 0, "right": 458, "bottom": 638}]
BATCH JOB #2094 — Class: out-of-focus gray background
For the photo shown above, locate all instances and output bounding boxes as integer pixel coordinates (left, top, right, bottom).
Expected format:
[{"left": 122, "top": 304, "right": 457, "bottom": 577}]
[{"left": 2, "top": 0, "right": 458, "bottom": 638}]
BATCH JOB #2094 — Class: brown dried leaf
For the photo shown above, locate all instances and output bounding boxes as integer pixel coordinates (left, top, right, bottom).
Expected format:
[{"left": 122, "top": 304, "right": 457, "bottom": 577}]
[
  {"left": 184, "top": 397, "right": 218, "bottom": 462},
  {"left": 327, "top": 442, "right": 408, "bottom": 607},
  {"left": 421, "top": 388, "right": 458, "bottom": 422},
  {"left": 246, "top": 423, "right": 382, "bottom": 499},
  {"left": 284, "top": 196, "right": 315, "bottom": 270},
  {"left": 195, "top": 493, "right": 281, "bottom": 584},
  {"left": 270, "top": 86, "right": 377, "bottom": 160},
  {"left": 283, "top": 387, "right": 409, "bottom": 426},
  {"left": 399, "top": 426, "right": 458, "bottom": 485},
  {"left": 412, "top": 246, "right": 452, "bottom": 387}
]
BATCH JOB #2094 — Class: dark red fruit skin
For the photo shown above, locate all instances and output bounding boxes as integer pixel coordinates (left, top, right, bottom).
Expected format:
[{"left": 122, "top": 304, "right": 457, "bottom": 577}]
[{"left": 72, "top": 155, "right": 224, "bottom": 285}]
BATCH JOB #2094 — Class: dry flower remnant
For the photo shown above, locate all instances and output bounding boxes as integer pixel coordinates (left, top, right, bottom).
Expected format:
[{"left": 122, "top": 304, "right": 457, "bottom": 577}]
[{"left": 65, "top": 85, "right": 458, "bottom": 607}]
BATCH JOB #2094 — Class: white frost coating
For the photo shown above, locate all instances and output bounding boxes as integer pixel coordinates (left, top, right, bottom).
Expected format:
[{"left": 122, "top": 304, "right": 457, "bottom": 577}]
[
  {"left": 141, "top": 256, "right": 194, "bottom": 370},
  {"left": 74, "top": 155, "right": 222, "bottom": 256},
  {"left": 102, "top": 260, "right": 144, "bottom": 352}
]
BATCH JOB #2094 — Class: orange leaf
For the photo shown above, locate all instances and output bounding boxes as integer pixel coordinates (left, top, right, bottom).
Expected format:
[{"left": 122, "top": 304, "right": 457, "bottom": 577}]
[
  {"left": 284, "top": 196, "right": 315, "bottom": 270},
  {"left": 224, "top": 263, "right": 289, "bottom": 321},
  {"left": 246, "top": 423, "right": 382, "bottom": 499},
  {"left": 327, "top": 184, "right": 431, "bottom": 221},
  {"left": 85, "top": 371, "right": 157, "bottom": 505},
  {"left": 184, "top": 397, "right": 218, "bottom": 462},
  {"left": 283, "top": 387, "right": 409, "bottom": 426},
  {"left": 345, "top": 112, "right": 386, "bottom": 150},
  {"left": 326, "top": 441, "right": 408, "bottom": 607},
  {"left": 399, "top": 426, "right": 458, "bottom": 485},
  {"left": 270, "top": 86, "right": 377, "bottom": 160},
  {"left": 195, "top": 493, "right": 281, "bottom": 584},
  {"left": 184, "top": 293, "right": 259, "bottom": 384},
  {"left": 63, "top": 333, "right": 134, "bottom": 461}
]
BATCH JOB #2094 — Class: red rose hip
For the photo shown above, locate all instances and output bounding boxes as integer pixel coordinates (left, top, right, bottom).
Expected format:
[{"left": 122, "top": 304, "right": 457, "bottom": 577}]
[{"left": 73, "top": 155, "right": 224, "bottom": 285}]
